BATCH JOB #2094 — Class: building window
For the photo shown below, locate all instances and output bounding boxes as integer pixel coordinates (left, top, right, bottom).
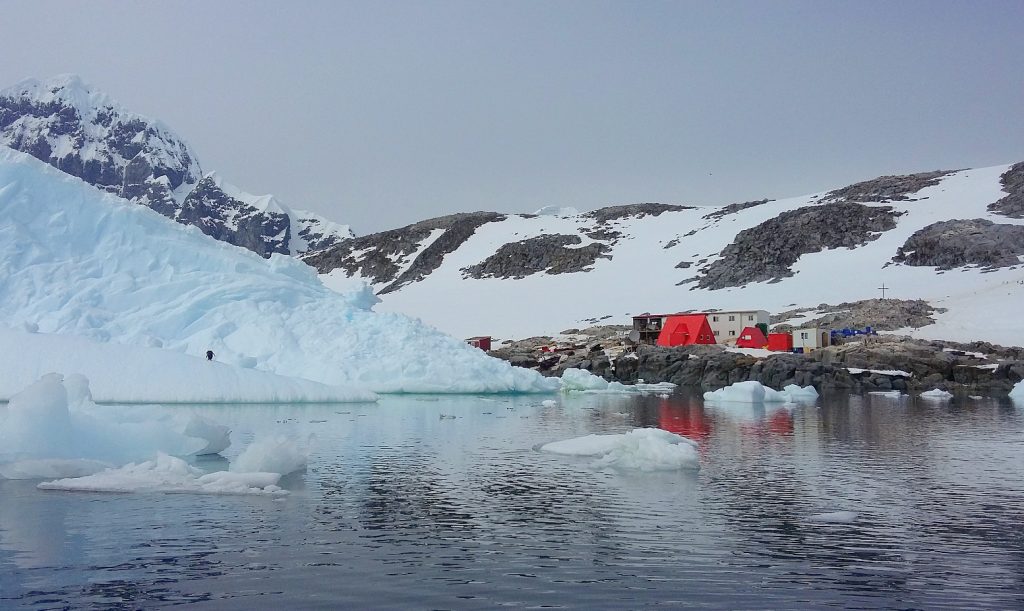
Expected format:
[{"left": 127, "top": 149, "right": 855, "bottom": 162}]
[
  {"left": 748, "top": 315, "right": 754, "bottom": 320},
  {"left": 729, "top": 315, "right": 735, "bottom": 321},
  {"left": 729, "top": 330, "right": 736, "bottom": 336},
  {"left": 712, "top": 316, "right": 718, "bottom": 322},
  {"left": 713, "top": 330, "right": 719, "bottom": 336},
  {"left": 801, "top": 332, "right": 808, "bottom": 339}
]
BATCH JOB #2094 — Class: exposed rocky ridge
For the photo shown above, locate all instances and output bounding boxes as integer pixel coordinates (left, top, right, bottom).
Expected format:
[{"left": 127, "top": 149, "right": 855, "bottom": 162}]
[
  {"left": 892, "top": 219, "right": 1024, "bottom": 270},
  {"left": 702, "top": 199, "right": 771, "bottom": 221},
  {"left": 610, "top": 339, "right": 1023, "bottom": 394},
  {"left": 820, "top": 170, "right": 956, "bottom": 203},
  {"left": 490, "top": 327, "right": 1023, "bottom": 395},
  {"left": 0, "top": 75, "right": 350, "bottom": 259},
  {"left": 303, "top": 212, "right": 505, "bottom": 287},
  {"left": 178, "top": 175, "right": 291, "bottom": 257},
  {"left": 695, "top": 203, "right": 903, "bottom": 289},
  {"left": 987, "top": 162, "right": 1024, "bottom": 218},
  {"left": 583, "top": 203, "right": 693, "bottom": 223},
  {"left": 461, "top": 234, "right": 612, "bottom": 280},
  {"left": 770, "top": 299, "right": 945, "bottom": 332}
]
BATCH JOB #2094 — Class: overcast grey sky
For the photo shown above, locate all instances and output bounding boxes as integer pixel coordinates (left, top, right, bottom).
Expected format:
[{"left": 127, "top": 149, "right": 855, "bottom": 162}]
[{"left": 2, "top": 1, "right": 1022, "bottom": 233}]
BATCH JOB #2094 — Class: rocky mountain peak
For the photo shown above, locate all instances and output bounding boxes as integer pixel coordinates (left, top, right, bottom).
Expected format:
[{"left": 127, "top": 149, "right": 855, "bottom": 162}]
[
  {"left": 0, "top": 74, "right": 202, "bottom": 194},
  {"left": 1, "top": 75, "right": 351, "bottom": 259}
]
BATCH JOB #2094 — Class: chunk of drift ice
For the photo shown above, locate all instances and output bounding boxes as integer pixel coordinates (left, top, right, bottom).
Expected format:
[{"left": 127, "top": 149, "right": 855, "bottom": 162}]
[
  {"left": 539, "top": 428, "right": 699, "bottom": 471},
  {"left": 230, "top": 435, "right": 310, "bottom": 475},
  {"left": 38, "top": 453, "right": 285, "bottom": 496},
  {"left": 559, "top": 368, "right": 676, "bottom": 395},
  {"left": 0, "top": 374, "right": 234, "bottom": 479},
  {"left": 807, "top": 511, "right": 859, "bottom": 523},
  {"left": 703, "top": 380, "right": 818, "bottom": 404},
  {"left": 920, "top": 389, "right": 954, "bottom": 401},
  {"left": 541, "top": 400, "right": 558, "bottom": 407}
]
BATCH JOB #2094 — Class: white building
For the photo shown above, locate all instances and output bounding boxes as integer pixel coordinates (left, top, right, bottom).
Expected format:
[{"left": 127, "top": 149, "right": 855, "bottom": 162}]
[
  {"left": 792, "top": 327, "right": 831, "bottom": 352},
  {"left": 706, "top": 310, "right": 769, "bottom": 344}
]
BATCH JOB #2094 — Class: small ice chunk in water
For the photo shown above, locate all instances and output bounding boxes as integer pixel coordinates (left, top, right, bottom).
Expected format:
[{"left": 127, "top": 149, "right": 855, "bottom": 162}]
[
  {"left": 541, "top": 400, "right": 557, "bottom": 407},
  {"left": 704, "top": 380, "right": 817, "bottom": 404},
  {"left": 807, "top": 511, "right": 859, "bottom": 523},
  {"left": 230, "top": 435, "right": 310, "bottom": 475},
  {"left": 540, "top": 428, "right": 699, "bottom": 471},
  {"left": 920, "top": 389, "right": 954, "bottom": 401}
]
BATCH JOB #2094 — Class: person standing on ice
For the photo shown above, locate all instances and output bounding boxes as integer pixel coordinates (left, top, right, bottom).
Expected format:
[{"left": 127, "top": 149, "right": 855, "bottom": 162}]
[{"left": 206, "top": 350, "right": 215, "bottom": 361}]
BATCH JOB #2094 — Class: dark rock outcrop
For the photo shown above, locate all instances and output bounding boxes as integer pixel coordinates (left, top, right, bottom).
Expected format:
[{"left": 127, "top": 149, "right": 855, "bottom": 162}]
[
  {"left": 462, "top": 234, "right": 611, "bottom": 280},
  {"left": 771, "top": 299, "right": 944, "bottom": 332},
  {"left": 179, "top": 176, "right": 291, "bottom": 257},
  {"left": 821, "top": 170, "right": 956, "bottom": 204},
  {"left": 304, "top": 212, "right": 505, "bottom": 289},
  {"left": 702, "top": 199, "right": 771, "bottom": 221},
  {"left": 696, "top": 202, "right": 903, "bottom": 289},
  {"left": 892, "top": 219, "right": 1024, "bottom": 270},
  {"left": 987, "top": 162, "right": 1024, "bottom": 218},
  {"left": 583, "top": 203, "right": 693, "bottom": 223}
]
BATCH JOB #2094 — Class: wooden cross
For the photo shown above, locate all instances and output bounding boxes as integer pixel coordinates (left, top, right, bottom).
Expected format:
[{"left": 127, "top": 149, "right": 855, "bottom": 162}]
[{"left": 878, "top": 283, "right": 889, "bottom": 299}]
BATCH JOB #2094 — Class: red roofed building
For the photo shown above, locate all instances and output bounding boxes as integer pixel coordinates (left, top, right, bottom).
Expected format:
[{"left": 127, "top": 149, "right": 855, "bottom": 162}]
[
  {"left": 735, "top": 326, "right": 768, "bottom": 349},
  {"left": 656, "top": 314, "right": 716, "bottom": 347}
]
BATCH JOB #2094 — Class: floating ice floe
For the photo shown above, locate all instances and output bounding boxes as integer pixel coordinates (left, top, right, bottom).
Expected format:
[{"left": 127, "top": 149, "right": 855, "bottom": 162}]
[
  {"left": 38, "top": 453, "right": 286, "bottom": 496},
  {"left": 807, "top": 511, "right": 859, "bottom": 523},
  {"left": 541, "top": 399, "right": 558, "bottom": 407},
  {"left": 0, "top": 373, "right": 231, "bottom": 479},
  {"left": 703, "top": 380, "right": 818, "bottom": 404},
  {"left": 539, "top": 428, "right": 699, "bottom": 471},
  {"left": 920, "top": 389, "right": 954, "bottom": 401},
  {"left": 559, "top": 368, "right": 676, "bottom": 395}
]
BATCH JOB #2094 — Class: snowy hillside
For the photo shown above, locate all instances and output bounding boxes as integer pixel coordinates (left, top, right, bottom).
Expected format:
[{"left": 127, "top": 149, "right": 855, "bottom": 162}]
[
  {"left": 0, "top": 148, "right": 555, "bottom": 393},
  {"left": 313, "top": 165, "right": 1024, "bottom": 346},
  {"left": 0, "top": 74, "right": 351, "bottom": 257}
]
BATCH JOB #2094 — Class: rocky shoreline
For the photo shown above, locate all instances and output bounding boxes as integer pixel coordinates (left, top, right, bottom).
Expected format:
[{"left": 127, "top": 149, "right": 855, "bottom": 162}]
[{"left": 490, "top": 329, "right": 1024, "bottom": 396}]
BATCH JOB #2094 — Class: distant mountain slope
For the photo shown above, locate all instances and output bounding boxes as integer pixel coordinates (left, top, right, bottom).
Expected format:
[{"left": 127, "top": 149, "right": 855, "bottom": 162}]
[
  {"left": 0, "top": 74, "right": 351, "bottom": 257},
  {"left": 315, "top": 166, "right": 1024, "bottom": 346}
]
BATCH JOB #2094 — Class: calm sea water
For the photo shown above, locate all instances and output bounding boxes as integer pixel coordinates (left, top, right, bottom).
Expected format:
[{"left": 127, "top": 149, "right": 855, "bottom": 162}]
[{"left": 1, "top": 391, "right": 1022, "bottom": 609}]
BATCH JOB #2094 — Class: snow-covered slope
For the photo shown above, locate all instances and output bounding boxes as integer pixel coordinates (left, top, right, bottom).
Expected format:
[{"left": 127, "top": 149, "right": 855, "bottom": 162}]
[
  {"left": 314, "top": 167, "right": 1024, "bottom": 346},
  {"left": 0, "top": 74, "right": 351, "bottom": 257},
  {"left": 0, "top": 148, "right": 554, "bottom": 393}
]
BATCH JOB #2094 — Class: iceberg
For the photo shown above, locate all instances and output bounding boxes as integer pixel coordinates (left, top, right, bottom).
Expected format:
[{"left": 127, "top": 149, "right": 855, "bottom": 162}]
[{"left": 0, "top": 149, "right": 558, "bottom": 394}]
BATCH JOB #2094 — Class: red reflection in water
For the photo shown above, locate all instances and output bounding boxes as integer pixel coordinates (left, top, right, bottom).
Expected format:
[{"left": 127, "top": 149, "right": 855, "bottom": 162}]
[{"left": 657, "top": 399, "right": 712, "bottom": 442}]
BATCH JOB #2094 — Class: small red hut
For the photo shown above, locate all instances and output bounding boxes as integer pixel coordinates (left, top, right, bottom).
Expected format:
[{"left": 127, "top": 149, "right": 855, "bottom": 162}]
[
  {"left": 466, "top": 336, "right": 492, "bottom": 351},
  {"left": 735, "top": 326, "right": 768, "bottom": 349}
]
